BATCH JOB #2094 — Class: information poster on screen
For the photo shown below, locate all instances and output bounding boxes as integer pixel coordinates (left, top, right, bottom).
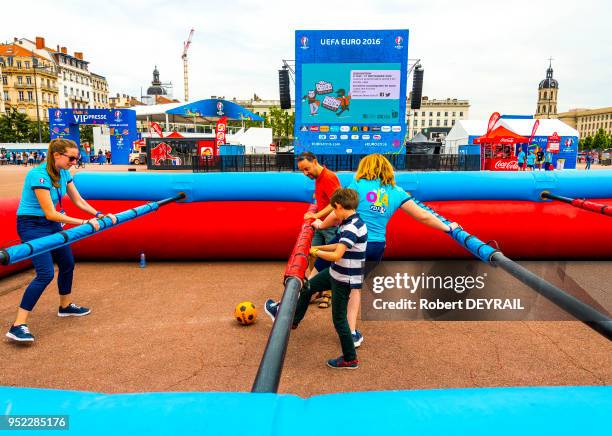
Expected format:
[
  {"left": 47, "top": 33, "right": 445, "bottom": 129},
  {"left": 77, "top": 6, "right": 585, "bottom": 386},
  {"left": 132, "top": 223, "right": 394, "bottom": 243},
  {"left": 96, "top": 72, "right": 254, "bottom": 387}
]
[
  {"left": 301, "top": 63, "right": 401, "bottom": 125},
  {"left": 295, "top": 29, "right": 409, "bottom": 155}
]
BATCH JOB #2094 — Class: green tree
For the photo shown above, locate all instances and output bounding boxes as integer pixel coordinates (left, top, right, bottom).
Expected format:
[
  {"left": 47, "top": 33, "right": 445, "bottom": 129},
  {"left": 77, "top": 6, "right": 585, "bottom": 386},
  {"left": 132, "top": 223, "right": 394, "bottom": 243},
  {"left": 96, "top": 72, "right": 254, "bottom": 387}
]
[
  {"left": 0, "top": 108, "right": 33, "bottom": 142},
  {"left": 79, "top": 125, "right": 94, "bottom": 146},
  {"left": 26, "top": 122, "right": 50, "bottom": 143},
  {"left": 268, "top": 107, "right": 294, "bottom": 141},
  {"left": 592, "top": 128, "right": 610, "bottom": 151},
  {"left": 579, "top": 135, "right": 593, "bottom": 151}
]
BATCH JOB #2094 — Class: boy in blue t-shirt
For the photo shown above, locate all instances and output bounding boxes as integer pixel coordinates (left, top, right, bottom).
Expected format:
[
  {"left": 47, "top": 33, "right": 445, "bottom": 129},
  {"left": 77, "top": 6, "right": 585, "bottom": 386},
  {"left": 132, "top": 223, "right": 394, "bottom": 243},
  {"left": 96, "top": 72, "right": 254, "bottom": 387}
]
[
  {"left": 526, "top": 150, "right": 536, "bottom": 170},
  {"left": 517, "top": 148, "right": 526, "bottom": 171}
]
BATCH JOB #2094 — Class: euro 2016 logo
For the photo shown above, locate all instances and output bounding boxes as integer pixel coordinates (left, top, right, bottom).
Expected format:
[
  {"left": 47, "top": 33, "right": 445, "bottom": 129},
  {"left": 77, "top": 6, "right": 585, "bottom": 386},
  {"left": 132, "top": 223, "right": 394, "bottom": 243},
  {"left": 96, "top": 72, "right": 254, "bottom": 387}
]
[
  {"left": 54, "top": 110, "right": 63, "bottom": 121},
  {"left": 216, "top": 101, "right": 224, "bottom": 116},
  {"left": 114, "top": 110, "right": 122, "bottom": 122},
  {"left": 300, "top": 36, "right": 309, "bottom": 49},
  {"left": 394, "top": 36, "right": 403, "bottom": 49}
]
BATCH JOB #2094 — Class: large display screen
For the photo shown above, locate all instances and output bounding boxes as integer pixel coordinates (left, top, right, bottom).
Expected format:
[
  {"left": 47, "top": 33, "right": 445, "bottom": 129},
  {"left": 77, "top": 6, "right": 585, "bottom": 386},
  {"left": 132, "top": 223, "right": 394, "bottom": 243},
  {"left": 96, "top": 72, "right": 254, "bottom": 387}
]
[{"left": 295, "top": 30, "right": 408, "bottom": 155}]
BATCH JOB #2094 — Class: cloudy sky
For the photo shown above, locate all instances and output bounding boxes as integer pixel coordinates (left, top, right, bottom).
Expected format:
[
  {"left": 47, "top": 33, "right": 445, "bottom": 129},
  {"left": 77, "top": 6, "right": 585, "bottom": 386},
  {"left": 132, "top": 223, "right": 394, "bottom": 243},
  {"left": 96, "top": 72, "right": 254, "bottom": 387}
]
[{"left": 3, "top": 0, "right": 611, "bottom": 118}]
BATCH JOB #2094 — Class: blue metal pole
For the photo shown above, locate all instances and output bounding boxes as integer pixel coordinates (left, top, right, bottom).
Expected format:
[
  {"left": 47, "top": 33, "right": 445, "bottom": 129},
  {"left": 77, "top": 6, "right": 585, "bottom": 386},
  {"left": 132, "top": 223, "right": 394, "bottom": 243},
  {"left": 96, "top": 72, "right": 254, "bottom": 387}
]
[{"left": 0, "top": 193, "right": 185, "bottom": 266}]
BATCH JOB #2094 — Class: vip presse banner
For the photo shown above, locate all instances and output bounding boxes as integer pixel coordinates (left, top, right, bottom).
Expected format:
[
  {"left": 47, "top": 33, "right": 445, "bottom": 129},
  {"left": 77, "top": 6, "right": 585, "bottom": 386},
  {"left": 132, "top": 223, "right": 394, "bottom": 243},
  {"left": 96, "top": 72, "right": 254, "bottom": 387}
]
[{"left": 48, "top": 108, "right": 138, "bottom": 165}]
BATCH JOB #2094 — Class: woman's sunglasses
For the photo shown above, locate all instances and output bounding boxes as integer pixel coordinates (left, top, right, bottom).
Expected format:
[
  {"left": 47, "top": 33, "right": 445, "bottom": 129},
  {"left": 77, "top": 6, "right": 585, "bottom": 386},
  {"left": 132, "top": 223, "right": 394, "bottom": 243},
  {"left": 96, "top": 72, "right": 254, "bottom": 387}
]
[{"left": 61, "top": 153, "right": 80, "bottom": 162}]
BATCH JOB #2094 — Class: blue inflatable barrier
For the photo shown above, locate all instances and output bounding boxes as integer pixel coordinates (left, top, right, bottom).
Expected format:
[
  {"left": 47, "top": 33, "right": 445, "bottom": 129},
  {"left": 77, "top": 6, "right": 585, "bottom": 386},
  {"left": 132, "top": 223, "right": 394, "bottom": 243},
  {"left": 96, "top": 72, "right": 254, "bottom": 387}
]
[
  {"left": 73, "top": 172, "right": 315, "bottom": 203},
  {"left": 0, "top": 386, "right": 609, "bottom": 435},
  {"left": 73, "top": 170, "right": 612, "bottom": 203}
]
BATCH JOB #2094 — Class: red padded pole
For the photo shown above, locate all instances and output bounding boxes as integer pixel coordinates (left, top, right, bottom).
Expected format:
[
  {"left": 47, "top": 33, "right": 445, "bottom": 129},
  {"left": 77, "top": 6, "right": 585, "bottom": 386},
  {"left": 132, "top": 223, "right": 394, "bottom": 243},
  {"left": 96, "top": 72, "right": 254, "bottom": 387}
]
[{"left": 283, "top": 204, "right": 317, "bottom": 282}]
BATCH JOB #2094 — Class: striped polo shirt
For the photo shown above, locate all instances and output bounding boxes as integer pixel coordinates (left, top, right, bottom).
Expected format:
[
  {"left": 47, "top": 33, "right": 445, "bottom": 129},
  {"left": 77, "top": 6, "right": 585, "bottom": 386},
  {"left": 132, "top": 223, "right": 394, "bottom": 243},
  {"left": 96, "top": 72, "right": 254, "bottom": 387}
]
[{"left": 330, "top": 213, "right": 368, "bottom": 289}]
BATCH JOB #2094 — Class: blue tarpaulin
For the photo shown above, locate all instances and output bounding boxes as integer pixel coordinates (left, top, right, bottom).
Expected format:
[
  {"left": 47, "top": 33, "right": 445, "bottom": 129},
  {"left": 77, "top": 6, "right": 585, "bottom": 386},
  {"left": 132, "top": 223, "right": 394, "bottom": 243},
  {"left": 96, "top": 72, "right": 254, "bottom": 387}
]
[
  {"left": 166, "top": 99, "right": 264, "bottom": 121},
  {"left": 0, "top": 386, "right": 610, "bottom": 435}
]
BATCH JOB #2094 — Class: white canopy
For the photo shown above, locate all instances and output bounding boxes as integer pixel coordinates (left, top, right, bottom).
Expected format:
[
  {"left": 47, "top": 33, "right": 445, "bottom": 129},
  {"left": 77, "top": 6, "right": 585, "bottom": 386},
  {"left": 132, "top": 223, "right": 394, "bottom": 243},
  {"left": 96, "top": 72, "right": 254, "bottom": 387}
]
[
  {"left": 444, "top": 118, "right": 579, "bottom": 153},
  {"left": 444, "top": 120, "right": 487, "bottom": 153},
  {"left": 132, "top": 103, "right": 185, "bottom": 117},
  {"left": 499, "top": 118, "right": 579, "bottom": 138}
]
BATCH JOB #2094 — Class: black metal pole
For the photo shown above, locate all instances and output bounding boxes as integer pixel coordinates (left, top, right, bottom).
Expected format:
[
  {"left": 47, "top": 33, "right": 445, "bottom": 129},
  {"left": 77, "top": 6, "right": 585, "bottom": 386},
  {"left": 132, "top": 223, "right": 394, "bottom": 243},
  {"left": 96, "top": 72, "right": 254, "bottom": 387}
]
[
  {"left": 251, "top": 276, "right": 303, "bottom": 393},
  {"left": 156, "top": 192, "right": 186, "bottom": 206},
  {"left": 414, "top": 198, "right": 612, "bottom": 341},
  {"left": 541, "top": 191, "right": 612, "bottom": 217},
  {"left": 541, "top": 191, "right": 573, "bottom": 204},
  {"left": 491, "top": 252, "right": 612, "bottom": 340}
]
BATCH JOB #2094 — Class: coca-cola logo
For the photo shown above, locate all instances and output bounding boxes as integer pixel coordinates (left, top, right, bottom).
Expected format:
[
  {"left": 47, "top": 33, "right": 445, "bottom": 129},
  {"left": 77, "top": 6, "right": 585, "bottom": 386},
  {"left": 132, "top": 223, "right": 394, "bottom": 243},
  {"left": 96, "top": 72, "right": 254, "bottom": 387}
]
[{"left": 494, "top": 160, "right": 519, "bottom": 170}]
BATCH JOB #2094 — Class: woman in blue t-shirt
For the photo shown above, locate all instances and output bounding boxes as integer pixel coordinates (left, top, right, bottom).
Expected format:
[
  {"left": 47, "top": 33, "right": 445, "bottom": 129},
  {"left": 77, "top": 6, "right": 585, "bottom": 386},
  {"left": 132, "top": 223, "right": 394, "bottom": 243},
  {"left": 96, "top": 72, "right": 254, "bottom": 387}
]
[
  {"left": 314, "top": 154, "right": 458, "bottom": 346},
  {"left": 6, "top": 138, "right": 117, "bottom": 343}
]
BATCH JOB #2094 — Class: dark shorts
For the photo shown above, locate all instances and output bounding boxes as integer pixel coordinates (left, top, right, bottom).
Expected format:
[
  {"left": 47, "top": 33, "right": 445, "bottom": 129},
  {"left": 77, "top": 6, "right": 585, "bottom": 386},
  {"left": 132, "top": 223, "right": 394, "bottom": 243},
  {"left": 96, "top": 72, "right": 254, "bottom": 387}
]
[{"left": 314, "top": 235, "right": 386, "bottom": 280}]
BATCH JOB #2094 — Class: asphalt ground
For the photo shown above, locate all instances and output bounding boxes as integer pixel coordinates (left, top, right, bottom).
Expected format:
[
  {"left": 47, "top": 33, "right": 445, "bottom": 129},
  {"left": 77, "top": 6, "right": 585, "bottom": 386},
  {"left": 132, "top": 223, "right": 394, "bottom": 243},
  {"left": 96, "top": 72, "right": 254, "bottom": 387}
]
[{"left": 0, "top": 164, "right": 610, "bottom": 396}]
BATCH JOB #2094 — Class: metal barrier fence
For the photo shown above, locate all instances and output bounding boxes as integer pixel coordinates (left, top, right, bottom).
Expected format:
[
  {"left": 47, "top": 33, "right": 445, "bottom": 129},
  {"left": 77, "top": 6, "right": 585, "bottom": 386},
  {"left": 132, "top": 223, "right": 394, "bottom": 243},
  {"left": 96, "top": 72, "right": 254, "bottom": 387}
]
[{"left": 192, "top": 153, "right": 481, "bottom": 172}]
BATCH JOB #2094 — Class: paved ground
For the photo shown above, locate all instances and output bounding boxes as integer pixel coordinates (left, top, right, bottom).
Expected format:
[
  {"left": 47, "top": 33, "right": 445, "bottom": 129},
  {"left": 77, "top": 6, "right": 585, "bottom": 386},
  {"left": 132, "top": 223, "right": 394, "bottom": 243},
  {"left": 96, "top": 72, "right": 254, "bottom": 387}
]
[{"left": 0, "top": 164, "right": 610, "bottom": 397}]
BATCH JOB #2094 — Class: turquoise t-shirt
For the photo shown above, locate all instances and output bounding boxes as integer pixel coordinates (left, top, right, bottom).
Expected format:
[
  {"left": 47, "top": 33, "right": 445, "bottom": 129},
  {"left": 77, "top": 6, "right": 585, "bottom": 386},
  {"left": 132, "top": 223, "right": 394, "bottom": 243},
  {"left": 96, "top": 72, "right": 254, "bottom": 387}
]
[
  {"left": 526, "top": 153, "right": 536, "bottom": 165},
  {"left": 517, "top": 151, "right": 526, "bottom": 163},
  {"left": 545, "top": 151, "right": 553, "bottom": 163},
  {"left": 347, "top": 178, "right": 412, "bottom": 242},
  {"left": 17, "top": 164, "right": 73, "bottom": 216}
]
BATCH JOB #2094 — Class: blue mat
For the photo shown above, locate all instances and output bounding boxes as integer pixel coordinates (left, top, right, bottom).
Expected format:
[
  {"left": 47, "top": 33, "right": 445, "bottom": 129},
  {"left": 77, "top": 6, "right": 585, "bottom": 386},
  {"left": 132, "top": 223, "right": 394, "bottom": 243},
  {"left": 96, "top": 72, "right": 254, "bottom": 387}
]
[{"left": 1, "top": 386, "right": 610, "bottom": 435}]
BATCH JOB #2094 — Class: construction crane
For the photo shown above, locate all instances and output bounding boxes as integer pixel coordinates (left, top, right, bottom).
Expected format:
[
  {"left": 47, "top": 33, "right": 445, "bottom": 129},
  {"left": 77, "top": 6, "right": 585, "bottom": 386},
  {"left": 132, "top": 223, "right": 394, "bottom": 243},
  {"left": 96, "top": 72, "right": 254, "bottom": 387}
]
[{"left": 182, "top": 28, "right": 195, "bottom": 102}]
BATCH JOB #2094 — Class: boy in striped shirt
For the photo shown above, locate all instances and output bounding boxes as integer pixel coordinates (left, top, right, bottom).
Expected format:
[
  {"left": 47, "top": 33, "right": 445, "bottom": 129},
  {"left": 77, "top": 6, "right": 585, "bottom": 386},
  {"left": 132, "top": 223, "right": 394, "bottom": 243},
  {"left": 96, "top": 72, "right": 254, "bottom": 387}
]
[{"left": 297, "top": 188, "right": 367, "bottom": 369}]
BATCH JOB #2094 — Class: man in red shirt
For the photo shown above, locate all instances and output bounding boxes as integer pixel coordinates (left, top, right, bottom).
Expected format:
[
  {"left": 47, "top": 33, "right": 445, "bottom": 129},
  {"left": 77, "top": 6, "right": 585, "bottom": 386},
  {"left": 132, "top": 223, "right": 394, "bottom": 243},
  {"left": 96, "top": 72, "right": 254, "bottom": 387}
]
[{"left": 297, "top": 152, "right": 341, "bottom": 308}]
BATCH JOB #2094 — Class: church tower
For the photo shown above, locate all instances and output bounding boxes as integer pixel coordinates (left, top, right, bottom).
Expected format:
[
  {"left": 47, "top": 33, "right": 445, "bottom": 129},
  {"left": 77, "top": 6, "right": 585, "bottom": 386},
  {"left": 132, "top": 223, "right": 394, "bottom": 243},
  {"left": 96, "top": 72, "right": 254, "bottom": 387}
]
[
  {"left": 147, "top": 66, "right": 167, "bottom": 96},
  {"left": 535, "top": 60, "right": 558, "bottom": 119}
]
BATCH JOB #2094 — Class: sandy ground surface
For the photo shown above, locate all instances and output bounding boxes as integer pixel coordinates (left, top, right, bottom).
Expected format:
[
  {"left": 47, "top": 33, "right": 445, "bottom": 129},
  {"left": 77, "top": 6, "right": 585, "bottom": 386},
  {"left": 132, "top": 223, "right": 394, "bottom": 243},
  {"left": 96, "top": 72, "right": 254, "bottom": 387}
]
[{"left": 0, "top": 164, "right": 610, "bottom": 397}]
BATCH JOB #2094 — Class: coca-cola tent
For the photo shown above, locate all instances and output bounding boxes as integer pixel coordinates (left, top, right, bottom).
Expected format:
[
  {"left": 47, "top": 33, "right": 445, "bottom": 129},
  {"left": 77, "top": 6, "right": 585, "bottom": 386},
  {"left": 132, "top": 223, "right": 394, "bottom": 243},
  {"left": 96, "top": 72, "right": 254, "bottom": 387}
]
[
  {"left": 474, "top": 126, "right": 529, "bottom": 171},
  {"left": 474, "top": 126, "right": 529, "bottom": 145}
]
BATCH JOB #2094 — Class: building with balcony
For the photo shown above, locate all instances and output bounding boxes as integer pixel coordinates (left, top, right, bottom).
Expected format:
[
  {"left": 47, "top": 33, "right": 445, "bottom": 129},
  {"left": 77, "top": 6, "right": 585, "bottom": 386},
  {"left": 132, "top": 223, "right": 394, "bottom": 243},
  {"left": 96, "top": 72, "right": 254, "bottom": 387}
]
[
  {"left": 91, "top": 73, "right": 110, "bottom": 109},
  {"left": 557, "top": 107, "right": 612, "bottom": 138},
  {"left": 406, "top": 95, "right": 470, "bottom": 142},
  {"left": 0, "top": 41, "right": 59, "bottom": 121}
]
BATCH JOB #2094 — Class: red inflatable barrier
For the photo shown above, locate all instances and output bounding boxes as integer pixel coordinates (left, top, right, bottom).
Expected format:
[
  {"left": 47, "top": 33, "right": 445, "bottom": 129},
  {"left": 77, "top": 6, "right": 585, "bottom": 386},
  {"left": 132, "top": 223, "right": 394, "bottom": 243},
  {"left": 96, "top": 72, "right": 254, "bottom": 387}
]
[
  {"left": 1, "top": 198, "right": 612, "bottom": 279},
  {"left": 0, "top": 198, "right": 32, "bottom": 278},
  {"left": 385, "top": 199, "right": 612, "bottom": 259}
]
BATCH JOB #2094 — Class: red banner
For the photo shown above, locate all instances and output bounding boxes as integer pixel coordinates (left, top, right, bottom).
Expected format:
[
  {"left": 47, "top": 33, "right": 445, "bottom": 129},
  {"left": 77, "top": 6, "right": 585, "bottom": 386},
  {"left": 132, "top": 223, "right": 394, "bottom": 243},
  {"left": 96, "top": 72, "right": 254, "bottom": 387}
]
[
  {"left": 486, "top": 112, "right": 501, "bottom": 134},
  {"left": 487, "top": 158, "right": 519, "bottom": 171},
  {"left": 528, "top": 119, "right": 539, "bottom": 145},
  {"left": 215, "top": 116, "right": 228, "bottom": 147},
  {"left": 150, "top": 122, "right": 163, "bottom": 138},
  {"left": 547, "top": 132, "right": 561, "bottom": 153},
  {"left": 197, "top": 139, "right": 217, "bottom": 158}
]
